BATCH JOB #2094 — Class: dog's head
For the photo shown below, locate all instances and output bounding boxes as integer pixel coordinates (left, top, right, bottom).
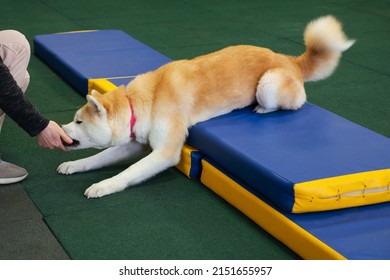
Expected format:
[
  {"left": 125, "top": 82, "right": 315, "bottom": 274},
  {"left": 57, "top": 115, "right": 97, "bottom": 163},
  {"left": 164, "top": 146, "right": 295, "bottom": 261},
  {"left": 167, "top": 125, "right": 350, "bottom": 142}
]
[{"left": 62, "top": 86, "right": 132, "bottom": 150}]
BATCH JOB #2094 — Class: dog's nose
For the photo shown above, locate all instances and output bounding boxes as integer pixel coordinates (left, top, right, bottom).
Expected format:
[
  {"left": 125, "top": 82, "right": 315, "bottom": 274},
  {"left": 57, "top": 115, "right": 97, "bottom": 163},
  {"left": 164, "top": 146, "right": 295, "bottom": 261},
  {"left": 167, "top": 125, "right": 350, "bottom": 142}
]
[{"left": 62, "top": 139, "right": 80, "bottom": 147}]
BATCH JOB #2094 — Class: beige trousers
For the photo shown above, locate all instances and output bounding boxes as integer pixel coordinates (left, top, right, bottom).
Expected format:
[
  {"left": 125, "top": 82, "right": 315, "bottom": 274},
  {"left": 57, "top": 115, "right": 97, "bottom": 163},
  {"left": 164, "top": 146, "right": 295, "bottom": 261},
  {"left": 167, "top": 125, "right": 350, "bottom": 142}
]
[{"left": 0, "top": 30, "right": 31, "bottom": 133}]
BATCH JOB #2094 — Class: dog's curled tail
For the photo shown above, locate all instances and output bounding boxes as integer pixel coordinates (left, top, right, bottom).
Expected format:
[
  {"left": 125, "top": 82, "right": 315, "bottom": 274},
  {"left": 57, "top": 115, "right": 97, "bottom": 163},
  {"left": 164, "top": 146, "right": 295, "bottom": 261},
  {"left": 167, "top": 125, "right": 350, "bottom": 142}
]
[{"left": 297, "top": 15, "right": 355, "bottom": 82}]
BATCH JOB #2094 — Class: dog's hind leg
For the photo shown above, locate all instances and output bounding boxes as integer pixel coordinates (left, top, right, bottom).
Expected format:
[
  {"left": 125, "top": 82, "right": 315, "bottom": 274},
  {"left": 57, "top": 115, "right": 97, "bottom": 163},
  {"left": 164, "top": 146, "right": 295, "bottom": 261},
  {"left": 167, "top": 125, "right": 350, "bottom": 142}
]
[
  {"left": 255, "top": 69, "right": 306, "bottom": 113},
  {"left": 57, "top": 142, "right": 146, "bottom": 175}
]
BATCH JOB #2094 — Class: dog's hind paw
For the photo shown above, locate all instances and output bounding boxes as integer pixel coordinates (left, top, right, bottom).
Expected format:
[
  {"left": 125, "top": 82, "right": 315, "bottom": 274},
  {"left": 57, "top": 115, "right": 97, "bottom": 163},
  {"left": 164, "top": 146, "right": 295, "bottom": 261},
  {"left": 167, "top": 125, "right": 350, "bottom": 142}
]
[
  {"left": 57, "top": 161, "right": 88, "bottom": 175},
  {"left": 254, "top": 105, "right": 278, "bottom": 114}
]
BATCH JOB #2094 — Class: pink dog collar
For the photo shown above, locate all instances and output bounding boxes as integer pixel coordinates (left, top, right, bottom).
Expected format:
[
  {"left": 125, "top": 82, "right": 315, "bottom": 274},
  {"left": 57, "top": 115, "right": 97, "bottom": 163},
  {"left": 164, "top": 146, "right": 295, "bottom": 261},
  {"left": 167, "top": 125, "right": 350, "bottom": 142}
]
[{"left": 129, "top": 101, "right": 136, "bottom": 139}]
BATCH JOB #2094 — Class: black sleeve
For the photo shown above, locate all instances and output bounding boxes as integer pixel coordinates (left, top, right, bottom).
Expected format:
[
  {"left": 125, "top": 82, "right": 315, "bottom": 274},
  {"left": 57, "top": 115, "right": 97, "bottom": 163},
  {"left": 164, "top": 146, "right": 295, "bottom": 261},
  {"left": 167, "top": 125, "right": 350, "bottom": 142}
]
[{"left": 0, "top": 57, "right": 49, "bottom": 137}]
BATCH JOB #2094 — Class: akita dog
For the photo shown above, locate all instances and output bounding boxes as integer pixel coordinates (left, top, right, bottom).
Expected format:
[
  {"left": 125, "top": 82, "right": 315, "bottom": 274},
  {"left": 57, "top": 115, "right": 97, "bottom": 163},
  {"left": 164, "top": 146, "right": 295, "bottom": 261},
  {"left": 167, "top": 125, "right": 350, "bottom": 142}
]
[{"left": 58, "top": 15, "right": 354, "bottom": 198}]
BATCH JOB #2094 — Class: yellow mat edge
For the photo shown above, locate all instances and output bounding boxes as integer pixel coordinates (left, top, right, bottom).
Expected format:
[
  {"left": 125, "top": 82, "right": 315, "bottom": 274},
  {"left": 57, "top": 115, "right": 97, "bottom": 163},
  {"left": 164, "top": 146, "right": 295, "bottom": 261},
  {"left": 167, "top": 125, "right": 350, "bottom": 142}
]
[
  {"left": 88, "top": 78, "right": 118, "bottom": 94},
  {"left": 176, "top": 144, "right": 199, "bottom": 178},
  {"left": 293, "top": 169, "right": 390, "bottom": 213},
  {"left": 201, "top": 159, "right": 346, "bottom": 260}
]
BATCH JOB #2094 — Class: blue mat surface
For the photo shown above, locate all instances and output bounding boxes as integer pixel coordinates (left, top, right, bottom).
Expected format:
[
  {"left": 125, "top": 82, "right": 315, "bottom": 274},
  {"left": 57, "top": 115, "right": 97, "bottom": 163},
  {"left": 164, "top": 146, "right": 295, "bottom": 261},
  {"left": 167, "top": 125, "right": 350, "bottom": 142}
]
[
  {"left": 34, "top": 30, "right": 171, "bottom": 94},
  {"left": 188, "top": 104, "right": 390, "bottom": 212}
]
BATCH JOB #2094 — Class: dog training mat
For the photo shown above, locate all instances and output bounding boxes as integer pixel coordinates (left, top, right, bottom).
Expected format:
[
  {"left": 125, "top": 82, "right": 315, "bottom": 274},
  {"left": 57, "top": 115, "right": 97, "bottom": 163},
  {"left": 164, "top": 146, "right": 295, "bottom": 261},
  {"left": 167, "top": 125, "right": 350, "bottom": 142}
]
[
  {"left": 187, "top": 103, "right": 390, "bottom": 213},
  {"left": 34, "top": 30, "right": 171, "bottom": 94}
]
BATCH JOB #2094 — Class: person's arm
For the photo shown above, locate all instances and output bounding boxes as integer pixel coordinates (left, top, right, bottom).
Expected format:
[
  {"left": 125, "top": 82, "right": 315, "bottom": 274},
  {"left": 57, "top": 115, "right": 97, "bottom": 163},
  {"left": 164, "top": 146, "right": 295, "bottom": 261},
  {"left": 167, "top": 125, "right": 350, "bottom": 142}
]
[
  {"left": 0, "top": 57, "right": 49, "bottom": 136},
  {"left": 0, "top": 57, "right": 72, "bottom": 150}
]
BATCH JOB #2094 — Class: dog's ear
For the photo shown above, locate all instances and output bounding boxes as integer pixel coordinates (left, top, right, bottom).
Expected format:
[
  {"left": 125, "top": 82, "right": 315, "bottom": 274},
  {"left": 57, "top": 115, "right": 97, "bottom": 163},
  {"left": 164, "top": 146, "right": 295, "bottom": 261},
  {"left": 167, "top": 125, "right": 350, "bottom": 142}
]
[
  {"left": 90, "top": 89, "right": 102, "bottom": 96},
  {"left": 86, "top": 95, "right": 107, "bottom": 117}
]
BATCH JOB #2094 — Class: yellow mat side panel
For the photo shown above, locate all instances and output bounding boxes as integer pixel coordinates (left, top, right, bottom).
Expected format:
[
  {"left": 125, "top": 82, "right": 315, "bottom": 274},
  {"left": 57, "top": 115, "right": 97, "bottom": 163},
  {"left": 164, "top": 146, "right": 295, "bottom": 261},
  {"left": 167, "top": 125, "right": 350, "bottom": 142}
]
[
  {"left": 88, "top": 76, "right": 137, "bottom": 94},
  {"left": 293, "top": 169, "right": 390, "bottom": 213},
  {"left": 201, "top": 160, "right": 346, "bottom": 260},
  {"left": 88, "top": 78, "right": 117, "bottom": 94},
  {"left": 176, "top": 144, "right": 199, "bottom": 178}
]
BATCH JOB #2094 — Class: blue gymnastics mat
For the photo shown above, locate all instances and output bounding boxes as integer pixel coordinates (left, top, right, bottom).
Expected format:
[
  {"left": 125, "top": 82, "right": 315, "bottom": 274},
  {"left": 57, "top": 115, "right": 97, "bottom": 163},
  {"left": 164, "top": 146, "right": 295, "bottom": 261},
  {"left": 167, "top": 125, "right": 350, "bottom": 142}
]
[
  {"left": 34, "top": 30, "right": 171, "bottom": 94},
  {"left": 187, "top": 104, "right": 390, "bottom": 213},
  {"left": 34, "top": 30, "right": 390, "bottom": 259}
]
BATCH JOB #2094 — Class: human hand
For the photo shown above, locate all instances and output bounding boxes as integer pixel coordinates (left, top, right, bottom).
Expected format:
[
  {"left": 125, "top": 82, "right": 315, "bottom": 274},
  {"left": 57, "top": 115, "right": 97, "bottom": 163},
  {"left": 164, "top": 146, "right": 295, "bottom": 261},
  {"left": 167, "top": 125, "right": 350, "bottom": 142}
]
[{"left": 36, "top": 121, "right": 73, "bottom": 151}]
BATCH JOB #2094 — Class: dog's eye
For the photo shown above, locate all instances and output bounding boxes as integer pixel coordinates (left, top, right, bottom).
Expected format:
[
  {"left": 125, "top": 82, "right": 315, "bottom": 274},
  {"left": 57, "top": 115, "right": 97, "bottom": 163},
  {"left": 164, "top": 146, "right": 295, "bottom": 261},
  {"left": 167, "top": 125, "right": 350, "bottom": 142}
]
[{"left": 76, "top": 120, "right": 83, "bottom": 124}]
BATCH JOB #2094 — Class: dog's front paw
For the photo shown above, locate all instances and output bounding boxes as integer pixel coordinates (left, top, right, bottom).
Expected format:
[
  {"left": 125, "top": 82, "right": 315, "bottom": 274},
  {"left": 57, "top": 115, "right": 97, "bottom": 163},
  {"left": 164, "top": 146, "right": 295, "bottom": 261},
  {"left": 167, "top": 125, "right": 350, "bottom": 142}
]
[
  {"left": 57, "top": 161, "right": 88, "bottom": 175},
  {"left": 84, "top": 179, "right": 126, "bottom": 198}
]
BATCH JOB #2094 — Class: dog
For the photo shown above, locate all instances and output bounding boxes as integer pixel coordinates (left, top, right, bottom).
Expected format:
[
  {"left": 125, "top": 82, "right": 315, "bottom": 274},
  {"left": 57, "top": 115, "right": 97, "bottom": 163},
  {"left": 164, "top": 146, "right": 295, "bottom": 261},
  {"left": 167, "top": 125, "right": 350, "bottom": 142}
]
[{"left": 58, "top": 15, "right": 354, "bottom": 198}]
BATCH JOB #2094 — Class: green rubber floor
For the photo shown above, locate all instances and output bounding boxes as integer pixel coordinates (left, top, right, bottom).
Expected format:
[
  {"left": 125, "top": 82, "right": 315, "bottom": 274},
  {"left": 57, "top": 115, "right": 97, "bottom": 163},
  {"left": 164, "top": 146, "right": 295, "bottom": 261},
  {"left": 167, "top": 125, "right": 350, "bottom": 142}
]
[{"left": 0, "top": 0, "right": 389, "bottom": 259}]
